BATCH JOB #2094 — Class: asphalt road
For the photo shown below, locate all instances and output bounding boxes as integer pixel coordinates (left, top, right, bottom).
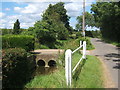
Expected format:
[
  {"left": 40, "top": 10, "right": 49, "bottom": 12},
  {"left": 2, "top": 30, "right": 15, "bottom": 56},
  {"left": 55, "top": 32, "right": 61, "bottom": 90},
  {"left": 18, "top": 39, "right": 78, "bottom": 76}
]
[{"left": 90, "top": 38, "right": 119, "bottom": 88}]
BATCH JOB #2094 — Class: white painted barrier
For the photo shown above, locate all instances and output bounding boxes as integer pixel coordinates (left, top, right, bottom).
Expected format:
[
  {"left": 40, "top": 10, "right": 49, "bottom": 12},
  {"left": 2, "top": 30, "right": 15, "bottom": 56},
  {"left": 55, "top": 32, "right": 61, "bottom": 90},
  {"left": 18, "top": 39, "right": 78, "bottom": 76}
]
[
  {"left": 65, "top": 49, "right": 72, "bottom": 86},
  {"left": 65, "top": 41, "right": 86, "bottom": 87}
]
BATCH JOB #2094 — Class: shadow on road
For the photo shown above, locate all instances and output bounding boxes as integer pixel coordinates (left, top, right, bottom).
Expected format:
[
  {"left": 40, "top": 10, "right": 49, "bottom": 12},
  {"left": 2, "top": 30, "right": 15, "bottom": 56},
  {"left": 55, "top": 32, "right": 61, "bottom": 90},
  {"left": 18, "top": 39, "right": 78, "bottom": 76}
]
[
  {"left": 96, "top": 39, "right": 104, "bottom": 42},
  {"left": 104, "top": 53, "right": 120, "bottom": 69},
  {"left": 104, "top": 53, "right": 120, "bottom": 58},
  {"left": 113, "top": 63, "right": 120, "bottom": 69}
]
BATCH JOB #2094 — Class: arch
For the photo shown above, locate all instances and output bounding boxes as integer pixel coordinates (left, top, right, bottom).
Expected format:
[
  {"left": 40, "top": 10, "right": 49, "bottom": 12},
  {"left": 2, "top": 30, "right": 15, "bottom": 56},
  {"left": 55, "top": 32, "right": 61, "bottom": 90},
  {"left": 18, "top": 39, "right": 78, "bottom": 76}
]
[
  {"left": 37, "top": 59, "right": 45, "bottom": 66},
  {"left": 48, "top": 60, "right": 56, "bottom": 67}
]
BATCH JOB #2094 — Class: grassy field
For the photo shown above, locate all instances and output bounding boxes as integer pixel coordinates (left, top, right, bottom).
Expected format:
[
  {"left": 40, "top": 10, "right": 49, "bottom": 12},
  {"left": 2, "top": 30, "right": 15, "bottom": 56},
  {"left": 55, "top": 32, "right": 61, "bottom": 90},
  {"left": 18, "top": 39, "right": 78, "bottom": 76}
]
[{"left": 25, "top": 52, "right": 103, "bottom": 88}]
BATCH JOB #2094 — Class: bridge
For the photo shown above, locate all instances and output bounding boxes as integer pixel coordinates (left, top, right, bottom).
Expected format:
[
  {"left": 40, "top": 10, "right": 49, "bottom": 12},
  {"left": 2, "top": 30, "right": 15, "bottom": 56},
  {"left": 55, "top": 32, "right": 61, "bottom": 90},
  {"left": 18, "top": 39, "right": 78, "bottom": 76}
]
[{"left": 31, "top": 49, "right": 64, "bottom": 67}]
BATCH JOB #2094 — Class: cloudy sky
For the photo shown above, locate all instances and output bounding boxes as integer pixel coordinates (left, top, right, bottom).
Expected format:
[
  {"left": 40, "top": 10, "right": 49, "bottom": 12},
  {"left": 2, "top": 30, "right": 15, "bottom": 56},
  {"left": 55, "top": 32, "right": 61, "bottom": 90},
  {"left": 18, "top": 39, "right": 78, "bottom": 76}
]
[{"left": 0, "top": 0, "right": 97, "bottom": 30}]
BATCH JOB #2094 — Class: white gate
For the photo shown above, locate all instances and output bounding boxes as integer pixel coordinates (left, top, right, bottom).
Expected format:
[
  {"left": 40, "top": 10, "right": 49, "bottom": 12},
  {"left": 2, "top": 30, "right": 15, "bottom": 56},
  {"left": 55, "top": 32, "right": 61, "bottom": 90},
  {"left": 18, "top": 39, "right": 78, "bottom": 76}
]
[{"left": 65, "top": 41, "right": 86, "bottom": 86}]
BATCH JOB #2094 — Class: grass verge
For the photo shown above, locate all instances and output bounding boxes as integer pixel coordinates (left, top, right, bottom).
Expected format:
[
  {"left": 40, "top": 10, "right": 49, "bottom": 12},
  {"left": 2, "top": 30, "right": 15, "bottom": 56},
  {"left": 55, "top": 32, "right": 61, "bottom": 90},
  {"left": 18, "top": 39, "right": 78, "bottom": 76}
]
[
  {"left": 101, "top": 38, "right": 120, "bottom": 47},
  {"left": 72, "top": 53, "right": 103, "bottom": 88}
]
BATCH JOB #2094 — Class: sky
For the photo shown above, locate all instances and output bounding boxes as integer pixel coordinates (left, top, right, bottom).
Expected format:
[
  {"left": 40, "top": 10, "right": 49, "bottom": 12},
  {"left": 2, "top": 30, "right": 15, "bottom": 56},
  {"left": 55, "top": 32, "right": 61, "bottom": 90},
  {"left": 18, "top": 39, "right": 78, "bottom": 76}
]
[{"left": 0, "top": 0, "right": 99, "bottom": 30}]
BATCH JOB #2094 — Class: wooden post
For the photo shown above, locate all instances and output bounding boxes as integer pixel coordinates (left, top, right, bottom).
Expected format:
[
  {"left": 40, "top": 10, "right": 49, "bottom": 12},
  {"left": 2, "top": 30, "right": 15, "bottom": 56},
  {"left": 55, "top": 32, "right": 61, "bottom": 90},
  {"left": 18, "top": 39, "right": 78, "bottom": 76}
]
[
  {"left": 65, "top": 49, "right": 72, "bottom": 87},
  {"left": 82, "top": 0, "right": 85, "bottom": 38},
  {"left": 80, "top": 41, "right": 82, "bottom": 47}
]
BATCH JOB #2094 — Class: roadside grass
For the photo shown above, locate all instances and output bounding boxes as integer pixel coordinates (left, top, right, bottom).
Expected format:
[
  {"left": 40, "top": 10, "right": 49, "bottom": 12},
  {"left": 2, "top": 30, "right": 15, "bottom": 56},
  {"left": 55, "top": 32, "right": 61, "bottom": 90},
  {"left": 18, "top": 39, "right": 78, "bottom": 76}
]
[
  {"left": 72, "top": 53, "right": 103, "bottom": 88},
  {"left": 25, "top": 52, "right": 103, "bottom": 88},
  {"left": 101, "top": 38, "right": 120, "bottom": 47}
]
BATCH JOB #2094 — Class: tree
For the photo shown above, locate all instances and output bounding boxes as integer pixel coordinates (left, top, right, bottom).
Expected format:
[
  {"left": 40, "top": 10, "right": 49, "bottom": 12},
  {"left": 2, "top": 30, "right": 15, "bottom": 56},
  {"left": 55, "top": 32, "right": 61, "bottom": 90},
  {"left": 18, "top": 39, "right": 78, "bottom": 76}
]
[
  {"left": 91, "top": 2, "right": 120, "bottom": 41},
  {"left": 13, "top": 19, "right": 20, "bottom": 34},
  {"left": 76, "top": 12, "right": 95, "bottom": 31},
  {"left": 42, "top": 2, "right": 73, "bottom": 33}
]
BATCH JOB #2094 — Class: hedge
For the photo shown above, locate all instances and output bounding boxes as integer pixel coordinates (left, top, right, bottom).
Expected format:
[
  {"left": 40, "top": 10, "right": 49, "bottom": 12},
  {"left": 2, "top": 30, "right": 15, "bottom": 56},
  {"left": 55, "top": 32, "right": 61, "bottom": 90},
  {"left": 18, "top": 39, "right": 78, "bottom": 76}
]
[
  {"left": 2, "top": 48, "right": 36, "bottom": 88},
  {"left": 2, "top": 35, "right": 35, "bottom": 51}
]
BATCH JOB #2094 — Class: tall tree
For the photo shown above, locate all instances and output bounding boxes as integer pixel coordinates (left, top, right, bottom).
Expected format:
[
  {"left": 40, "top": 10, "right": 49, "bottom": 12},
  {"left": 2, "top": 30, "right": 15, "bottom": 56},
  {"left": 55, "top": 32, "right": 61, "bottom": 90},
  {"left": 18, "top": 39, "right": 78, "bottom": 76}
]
[
  {"left": 76, "top": 12, "right": 95, "bottom": 31},
  {"left": 91, "top": 2, "right": 120, "bottom": 41},
  {"left": 42, "top": 2, "right": 73, "bottom": 33},
  {"left": 13, "top": 19, "right": 20, "bottom": 34}
]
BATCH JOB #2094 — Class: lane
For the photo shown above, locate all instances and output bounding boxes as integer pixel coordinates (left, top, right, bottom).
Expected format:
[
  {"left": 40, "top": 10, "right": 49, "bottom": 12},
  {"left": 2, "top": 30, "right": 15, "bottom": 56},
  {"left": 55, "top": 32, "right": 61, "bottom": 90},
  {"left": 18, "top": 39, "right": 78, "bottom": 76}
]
[{"left": 90, "top": 38, "right": 119, "bottom": 88}]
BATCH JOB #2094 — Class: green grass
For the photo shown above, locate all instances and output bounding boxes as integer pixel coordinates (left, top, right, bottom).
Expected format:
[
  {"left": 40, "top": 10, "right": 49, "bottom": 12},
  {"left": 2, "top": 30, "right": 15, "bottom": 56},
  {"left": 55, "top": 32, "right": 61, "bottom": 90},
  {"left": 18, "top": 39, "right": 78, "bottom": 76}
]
[
  {"left": 25, "top": 52, "right": 103, "bottom": 88},
  {"left": 25, "top": 66, "right": 67, "bottom": 88},
  {"left": 72, "top": 53, "right": 103, "bottom": 88},
  {"left": 101, "top": 38, "right": 120, "bottom": 47}
]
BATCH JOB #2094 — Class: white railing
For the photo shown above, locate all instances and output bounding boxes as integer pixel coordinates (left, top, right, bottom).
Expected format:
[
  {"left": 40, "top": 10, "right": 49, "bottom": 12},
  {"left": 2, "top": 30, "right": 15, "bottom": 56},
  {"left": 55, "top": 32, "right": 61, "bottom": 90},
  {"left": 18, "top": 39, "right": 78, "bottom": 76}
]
[{"left": 65, "top": 41, "right": 86, "bottom": 87}]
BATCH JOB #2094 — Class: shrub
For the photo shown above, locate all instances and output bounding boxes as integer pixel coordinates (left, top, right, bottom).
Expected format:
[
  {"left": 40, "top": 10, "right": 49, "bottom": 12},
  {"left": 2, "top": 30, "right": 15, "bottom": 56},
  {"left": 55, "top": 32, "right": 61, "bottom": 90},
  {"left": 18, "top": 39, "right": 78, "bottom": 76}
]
[
  {"left": 1, "top": 29, "right": 13, "bottom": 35},
  {"left": 2, "top": 35, "right": 35, "bottom": 51},
  {"left": 40, "top": 45, "right": 49, "bottom": 49},
  {"left": 78, "top": 37, "right": 95, "bottom": 50},
  {"left": 76, "top": 31, "right": 83, "bottom": 38},
  {"left": 2, "top": 48, "right": 36, "bottom": 88}
]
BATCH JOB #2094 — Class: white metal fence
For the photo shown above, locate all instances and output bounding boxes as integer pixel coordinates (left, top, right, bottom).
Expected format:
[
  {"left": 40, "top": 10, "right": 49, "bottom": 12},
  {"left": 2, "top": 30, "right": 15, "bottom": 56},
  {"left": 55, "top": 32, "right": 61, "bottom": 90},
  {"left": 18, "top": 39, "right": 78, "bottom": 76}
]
[{"left": 65, "top": 41, "right": 86, "bottom": 87}]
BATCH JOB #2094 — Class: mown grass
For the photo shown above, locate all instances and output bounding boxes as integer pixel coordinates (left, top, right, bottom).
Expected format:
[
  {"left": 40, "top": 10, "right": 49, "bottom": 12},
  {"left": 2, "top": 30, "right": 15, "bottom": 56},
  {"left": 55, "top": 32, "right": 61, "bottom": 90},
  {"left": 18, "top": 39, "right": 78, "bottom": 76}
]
[{"left": 72, "top": 53, "right": 103, "bottom": 88}]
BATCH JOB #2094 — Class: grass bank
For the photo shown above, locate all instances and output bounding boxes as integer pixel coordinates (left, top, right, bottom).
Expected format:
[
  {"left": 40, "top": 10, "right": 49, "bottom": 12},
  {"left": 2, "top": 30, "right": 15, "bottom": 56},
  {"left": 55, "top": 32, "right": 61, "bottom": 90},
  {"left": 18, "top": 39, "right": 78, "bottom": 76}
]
[{"left": 25, "top": 53, "right": 103, "bottom": 88}]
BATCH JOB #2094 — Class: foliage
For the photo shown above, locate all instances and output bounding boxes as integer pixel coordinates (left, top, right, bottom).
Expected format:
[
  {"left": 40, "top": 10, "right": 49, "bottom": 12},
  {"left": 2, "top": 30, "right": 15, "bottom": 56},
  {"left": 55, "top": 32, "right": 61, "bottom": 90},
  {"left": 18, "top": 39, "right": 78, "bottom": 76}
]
[
  {"left": 13, "top": 19, "right": 21, "bottom": 34},
  {"left": 2, "top": 35, "right": 35, "bottom": 51},
  {"left": 78, "top": 37, "right": 95, "bottom": 50},
  {"left": 76, "top": 12, "right": 95, "bottom": 31},
  {"left": 76, "top": 31, "right": 83, "bottom": 38},
  {"left": 21, "top": 27, "right": 35, "bottom": 36},
  {"left": 85, "top": 30, "right": 102, "bottom": 38},
  {"left": 2, "top": 48, "right": 36, "bottom": 88},
  {"left": 91, "top": 2, "right": 120, "bottom": 42},
  {"left": 59, "top": 37, "right": 94, "bottom": 50},
  {"left": 42, "top": 2, "right": 73, "bottom": 33},
  {"left": 1, "top": 29, "right": 13, "bottom": 35}
]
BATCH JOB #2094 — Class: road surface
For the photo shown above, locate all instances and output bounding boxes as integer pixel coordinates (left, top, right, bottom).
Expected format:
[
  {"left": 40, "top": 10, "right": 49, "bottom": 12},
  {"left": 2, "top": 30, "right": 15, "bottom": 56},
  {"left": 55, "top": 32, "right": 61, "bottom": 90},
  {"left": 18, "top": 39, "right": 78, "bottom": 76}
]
[{"left": 90, "top": 38, "right": 119, "bottom": 88}]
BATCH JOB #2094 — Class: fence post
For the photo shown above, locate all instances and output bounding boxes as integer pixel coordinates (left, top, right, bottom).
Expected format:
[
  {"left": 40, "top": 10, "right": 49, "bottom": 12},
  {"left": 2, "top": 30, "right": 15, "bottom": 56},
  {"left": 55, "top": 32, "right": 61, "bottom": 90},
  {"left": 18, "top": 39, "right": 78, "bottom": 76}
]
[
  {"left": 80, "top": 41, "right": 82, "bottom": 47},
  {"left": 65, "top": 49, "right": 72, "bottom": 87},
  {"left": 83, "top": 41, "right": 86, "bottom": 59}
]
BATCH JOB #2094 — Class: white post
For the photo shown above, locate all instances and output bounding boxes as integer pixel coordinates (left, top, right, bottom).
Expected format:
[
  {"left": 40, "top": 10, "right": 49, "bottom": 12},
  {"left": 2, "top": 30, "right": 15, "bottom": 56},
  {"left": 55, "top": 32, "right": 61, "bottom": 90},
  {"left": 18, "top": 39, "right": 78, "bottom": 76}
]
[
  {"left": 65, "top": 49, "right": 72, "bottom": 87},
  {"left": 80, "top": 41, "right": 82, "bottom": 47},
  {"left": 83, "top": 41, "right": 86, "bottom": 59}
]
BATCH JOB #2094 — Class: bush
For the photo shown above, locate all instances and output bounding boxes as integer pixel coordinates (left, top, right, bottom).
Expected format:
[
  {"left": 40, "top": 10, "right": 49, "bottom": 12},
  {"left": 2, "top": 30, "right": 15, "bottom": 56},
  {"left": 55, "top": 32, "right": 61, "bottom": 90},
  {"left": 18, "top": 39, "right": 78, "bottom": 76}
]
[
  {"left": 40, "top": 45, "right": 49, "bottom": 49},
  {"left": 76, "top": 31, "right": 83, "bottom": 38},
  {"left": 1, "top": 29, "right": 13, "bottom": 35},
  {"left": 2, "top": 35, "right": 35, "bottom": 51},
  {"left": 2, "top": 48, "right": 36, "bottom": 88},
  {"left": 78, "top": 37, "right": 95, "bottom": 50}
]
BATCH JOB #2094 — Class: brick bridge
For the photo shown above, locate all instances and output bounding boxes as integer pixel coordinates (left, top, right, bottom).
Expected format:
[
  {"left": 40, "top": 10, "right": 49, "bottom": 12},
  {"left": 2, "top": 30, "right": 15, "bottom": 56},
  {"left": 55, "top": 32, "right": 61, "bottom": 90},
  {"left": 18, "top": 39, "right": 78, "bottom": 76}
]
[{"left": 32, "top": 49, "right": 64, "bottom": 67}]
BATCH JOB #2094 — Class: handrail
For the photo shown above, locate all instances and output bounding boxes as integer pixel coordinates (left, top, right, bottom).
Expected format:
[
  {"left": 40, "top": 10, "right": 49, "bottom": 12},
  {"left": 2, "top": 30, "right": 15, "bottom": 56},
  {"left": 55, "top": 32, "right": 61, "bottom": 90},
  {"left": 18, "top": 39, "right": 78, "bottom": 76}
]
[
  {"left": 65, "top": 40, "right": 86, "bottom": 87},
  {"left": 72, "top": 45, "right": 83, "bottom": 54},
  {"left": 72, "top": 56, "right": 83, "bottom": 72}
]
